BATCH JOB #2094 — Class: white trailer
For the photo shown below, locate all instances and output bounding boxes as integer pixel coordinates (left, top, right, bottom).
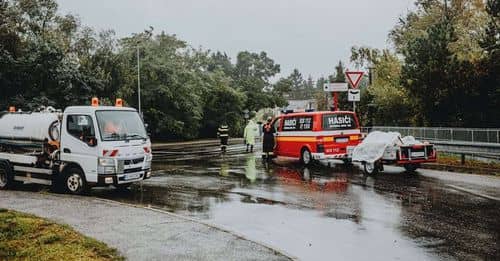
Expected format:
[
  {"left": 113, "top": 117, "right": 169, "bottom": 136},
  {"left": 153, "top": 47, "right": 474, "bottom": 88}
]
[
  {"left": 352, "top": 131, "right": 437, "bottom": 175},
  {"left": 0, "top": 103, "right": 152, "bottom": 194}
]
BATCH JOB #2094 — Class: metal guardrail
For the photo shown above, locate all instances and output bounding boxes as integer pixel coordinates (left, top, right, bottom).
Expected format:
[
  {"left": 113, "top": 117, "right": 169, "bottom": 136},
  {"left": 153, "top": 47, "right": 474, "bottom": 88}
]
[
  {"left": 361, "top": 126, "right": 500, "bottom": 144},
  {"left": 361, "top": 126, "right": 500, "bottom": 161}
]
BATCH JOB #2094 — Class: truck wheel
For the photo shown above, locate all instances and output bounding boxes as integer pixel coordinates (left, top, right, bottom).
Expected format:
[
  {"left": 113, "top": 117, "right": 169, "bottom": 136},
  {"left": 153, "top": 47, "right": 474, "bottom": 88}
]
[
  {"left": 404, "top": 164, "right": 419, "bottom": 173},
  {"left": 363, "top": 162, "right": 379, "bottom": 175},
  {"left": 63, "top": 168, "right": 88, "bottom": 195},
  {"left": 0, "top": 161, "right": 13, "bottom": 190},
  {"left": 300, "top": 148, "right": 313, "bottom": 166}
]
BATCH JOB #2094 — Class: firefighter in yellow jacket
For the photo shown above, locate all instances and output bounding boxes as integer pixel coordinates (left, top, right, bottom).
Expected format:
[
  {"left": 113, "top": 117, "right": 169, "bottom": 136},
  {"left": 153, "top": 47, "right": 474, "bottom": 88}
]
[{"left": 243, "top": 119, "right": 258, "bottom": 153}]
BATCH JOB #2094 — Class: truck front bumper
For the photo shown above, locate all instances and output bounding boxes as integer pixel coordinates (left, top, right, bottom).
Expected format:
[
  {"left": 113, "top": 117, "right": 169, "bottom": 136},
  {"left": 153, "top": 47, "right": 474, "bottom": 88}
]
[{"left": 97, "top": 169, "right": 152, "bottom": 186}]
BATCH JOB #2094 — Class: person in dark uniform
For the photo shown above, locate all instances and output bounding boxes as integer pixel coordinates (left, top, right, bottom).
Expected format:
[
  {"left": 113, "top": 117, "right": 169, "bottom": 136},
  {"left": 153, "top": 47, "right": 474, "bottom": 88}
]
[
  {"left": 217, "top": 123, "right": 229, "bottom": 153},
  {"left": 262, "top": 117, "right": 275, "bottom": 160}
]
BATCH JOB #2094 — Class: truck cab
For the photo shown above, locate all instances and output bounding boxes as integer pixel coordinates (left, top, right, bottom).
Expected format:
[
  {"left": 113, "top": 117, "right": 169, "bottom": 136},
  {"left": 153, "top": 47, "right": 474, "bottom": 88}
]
[
  {"left": 0, "top": 104, "right": 152, "bottom": 194},
  {"left": 60, "top": 106, "right": 152, "bottom": 192}
]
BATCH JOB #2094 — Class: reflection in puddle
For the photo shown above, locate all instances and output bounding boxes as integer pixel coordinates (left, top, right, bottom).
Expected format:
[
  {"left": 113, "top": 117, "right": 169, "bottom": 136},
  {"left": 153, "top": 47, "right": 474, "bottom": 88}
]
[
  {"left": 244, "top": 154, "right": 257, "bottom": 182},
  {"left": 94, "top": 150, "right": 499, "bottom": 260}
]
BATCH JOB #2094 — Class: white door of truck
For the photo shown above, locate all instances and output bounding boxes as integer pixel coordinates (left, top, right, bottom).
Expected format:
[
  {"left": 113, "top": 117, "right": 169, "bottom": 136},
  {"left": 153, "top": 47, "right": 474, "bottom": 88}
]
[{"left": 60, "top": 114, "right": 99, "bottom": 183}]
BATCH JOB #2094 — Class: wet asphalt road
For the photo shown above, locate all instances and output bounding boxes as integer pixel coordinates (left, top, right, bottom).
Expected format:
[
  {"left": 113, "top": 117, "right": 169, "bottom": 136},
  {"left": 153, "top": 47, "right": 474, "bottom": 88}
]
[{"left": 93, "top": 143, "right": 500, "bottom": 261}]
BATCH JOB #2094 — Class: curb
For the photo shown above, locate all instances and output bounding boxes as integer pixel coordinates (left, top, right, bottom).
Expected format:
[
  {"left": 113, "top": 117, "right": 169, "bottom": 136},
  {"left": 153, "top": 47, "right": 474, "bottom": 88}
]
[{"left": 94, "top": 197, "right": 299, "bottom": 261}]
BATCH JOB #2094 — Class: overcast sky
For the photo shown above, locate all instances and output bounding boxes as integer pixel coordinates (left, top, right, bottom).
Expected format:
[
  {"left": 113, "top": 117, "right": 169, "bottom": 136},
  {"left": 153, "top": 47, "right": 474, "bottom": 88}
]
[{"left": 57, "top": 0, "right": 415, "bottom": 79}]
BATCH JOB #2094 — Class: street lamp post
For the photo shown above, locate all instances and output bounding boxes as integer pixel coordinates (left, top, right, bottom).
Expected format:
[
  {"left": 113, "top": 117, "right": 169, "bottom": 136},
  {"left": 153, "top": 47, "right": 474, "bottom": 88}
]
[{"left": 137, "top": 46, "right": 141, "bottom": 116}]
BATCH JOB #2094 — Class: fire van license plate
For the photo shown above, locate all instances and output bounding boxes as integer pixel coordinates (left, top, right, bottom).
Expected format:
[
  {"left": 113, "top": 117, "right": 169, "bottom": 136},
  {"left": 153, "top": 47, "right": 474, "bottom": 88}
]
[
  {"left": 411, "top": 152, "right": 425, "bottom": 157},
  {"left": 335, "top": 137, "right": 349, "bottom": 143},
  {"left": 124, "top": 173, "right": 141, "bottom": 180}
]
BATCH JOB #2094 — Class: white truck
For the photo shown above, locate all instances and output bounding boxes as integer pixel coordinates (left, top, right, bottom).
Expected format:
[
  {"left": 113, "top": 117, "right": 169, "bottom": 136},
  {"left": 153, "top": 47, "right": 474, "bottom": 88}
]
[{"left": 0, "top": 103, "right": 152, "bottom": 194}]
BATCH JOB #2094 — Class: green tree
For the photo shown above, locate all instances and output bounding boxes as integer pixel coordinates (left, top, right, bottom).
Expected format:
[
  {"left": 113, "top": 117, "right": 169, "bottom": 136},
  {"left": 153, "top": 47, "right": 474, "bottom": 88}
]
[
  {"left": 271, "top": 77, "right": 292, "bottom": 108},
  {"left": 0, "top": 0, "right": 99, "bottom": 109},
  {"left": 119, "top": 32, "right": 204, "bottom": 139},
  {"left": 313, "top": 77, "right": 328, "bottom": 111},
  {"left": 477, "top": 0, "right": 500, "bottom": 126},
  {"left": 387, "top": 0, "right": 497, "bottom": 127},
  {"left": 233, "top": 51, "right": 281, "bottom": 111},
  {"left": 199, "top": 71, "right": 246, "bottom": 138},
  {"left": 207, "top": 51, "right": 233, "bottom": 75},
  {"left": 400, "top": 16, "right": 477, "bottom": 126},
  {"left": 350, "top": 47, "right": 411, "bottom": 126}
]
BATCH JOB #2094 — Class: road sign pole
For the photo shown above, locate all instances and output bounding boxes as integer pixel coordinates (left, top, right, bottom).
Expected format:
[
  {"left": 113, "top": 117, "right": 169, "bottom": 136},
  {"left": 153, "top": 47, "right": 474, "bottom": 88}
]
[
  {"left": 346, "top": 71, "right": 364, "bottom": 113},
  {"left": 333, "top": 92, "right": 338, "bottom": 111}
]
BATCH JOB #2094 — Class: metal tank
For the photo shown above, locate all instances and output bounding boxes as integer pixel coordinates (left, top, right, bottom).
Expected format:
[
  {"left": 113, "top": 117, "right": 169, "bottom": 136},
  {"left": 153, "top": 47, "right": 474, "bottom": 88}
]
[{"left": 0, "top": 107, "right": 61, "bottom": 147}]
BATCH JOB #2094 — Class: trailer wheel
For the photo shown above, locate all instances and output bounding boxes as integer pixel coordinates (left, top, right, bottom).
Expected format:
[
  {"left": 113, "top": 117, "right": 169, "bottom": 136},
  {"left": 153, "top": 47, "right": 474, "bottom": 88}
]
[
  {"left": 363, "top": 162, "right": 379, "bottom": 175},
  {"left": 300, "top": 148, "right": 313, "bottom": 166},
  {"left": 63, "top": 168, "right": 88, "bottom": 195},
  {"left": 403, "top": 163, "right": 419, "bottom": 173},
  {"left": 0, "top": 161, "right": 14, "bottom": 190}
]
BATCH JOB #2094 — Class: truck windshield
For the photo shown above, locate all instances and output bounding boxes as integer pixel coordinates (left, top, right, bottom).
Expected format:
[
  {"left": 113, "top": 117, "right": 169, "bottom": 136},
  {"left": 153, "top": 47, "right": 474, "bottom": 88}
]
[
  {"left": 96, "top": 110, "right": 147, "bottom": 141},
  {"left": 322, "top": 113, "right": 357, "bottom": 130}
]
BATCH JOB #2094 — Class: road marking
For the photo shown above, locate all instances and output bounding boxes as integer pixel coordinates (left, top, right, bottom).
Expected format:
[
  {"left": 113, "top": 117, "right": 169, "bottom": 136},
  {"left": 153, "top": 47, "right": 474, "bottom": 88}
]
[{"left": 446, "top": 184, "right": 500, "bottom": 202}]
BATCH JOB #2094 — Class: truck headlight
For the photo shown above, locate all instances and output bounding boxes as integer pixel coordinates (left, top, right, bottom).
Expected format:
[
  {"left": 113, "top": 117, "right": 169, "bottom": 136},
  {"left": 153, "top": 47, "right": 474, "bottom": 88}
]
[
  {"left": 98, "top": 157, "right": 117, "bottom": 174},
  {"left": 98, "top": 157, "right": 115, "bottom": 166}
]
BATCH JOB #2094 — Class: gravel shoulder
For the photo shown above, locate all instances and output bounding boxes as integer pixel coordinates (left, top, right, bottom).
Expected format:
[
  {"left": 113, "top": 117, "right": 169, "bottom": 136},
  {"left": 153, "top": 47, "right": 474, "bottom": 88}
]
[{"left": 0, "top": 190, "right": 291, "bottom": 261}]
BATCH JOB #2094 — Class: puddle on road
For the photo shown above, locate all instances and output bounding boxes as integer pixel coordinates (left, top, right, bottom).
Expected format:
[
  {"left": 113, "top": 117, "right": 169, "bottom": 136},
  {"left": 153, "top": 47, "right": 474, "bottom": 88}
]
[{"left": 91, "top": 149, "right": 500, "bottom": 261}]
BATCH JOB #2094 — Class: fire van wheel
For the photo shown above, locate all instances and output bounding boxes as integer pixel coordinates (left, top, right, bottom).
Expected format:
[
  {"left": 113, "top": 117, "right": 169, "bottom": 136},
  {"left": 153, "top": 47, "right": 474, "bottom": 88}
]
[
  {"left": 363, "top": 162, "right": 379, "bottom": 176},
  {"left": 300, "top": 148, "right": 313, "bottom": 166},
  {"left": 404, "top": 163, "right": 419, "bottom": 173},
  {"left": 63, "top": 168, "right": 88, "bottom": 195}
]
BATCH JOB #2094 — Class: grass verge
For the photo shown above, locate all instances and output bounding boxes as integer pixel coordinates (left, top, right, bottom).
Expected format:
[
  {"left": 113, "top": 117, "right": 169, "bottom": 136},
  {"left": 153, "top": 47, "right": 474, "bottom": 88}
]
[{"left": 0, "top": 208, "right": 123, "bottom": 261}]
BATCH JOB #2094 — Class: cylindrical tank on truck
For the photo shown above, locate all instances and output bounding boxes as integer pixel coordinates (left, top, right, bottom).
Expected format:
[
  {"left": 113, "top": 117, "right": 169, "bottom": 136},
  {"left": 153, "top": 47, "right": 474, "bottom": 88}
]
[{"left": 0, "top": 109, "right": 60, "bottom": 148}]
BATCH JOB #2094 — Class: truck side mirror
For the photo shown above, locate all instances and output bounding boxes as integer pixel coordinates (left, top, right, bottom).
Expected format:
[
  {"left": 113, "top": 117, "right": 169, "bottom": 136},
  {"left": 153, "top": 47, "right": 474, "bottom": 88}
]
[{"left": 87, "top": 137, "right": 98, "bottom": 147}]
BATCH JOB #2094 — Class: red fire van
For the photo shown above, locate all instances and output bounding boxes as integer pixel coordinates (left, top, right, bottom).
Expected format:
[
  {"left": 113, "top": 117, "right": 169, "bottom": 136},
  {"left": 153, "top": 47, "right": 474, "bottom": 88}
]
[{"left": 272, "top": 111, "right": 362, "bottom": 165}]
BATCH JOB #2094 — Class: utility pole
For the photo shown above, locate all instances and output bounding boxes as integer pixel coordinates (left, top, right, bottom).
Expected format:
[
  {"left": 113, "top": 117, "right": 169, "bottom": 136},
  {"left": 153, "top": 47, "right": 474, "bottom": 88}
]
[{"left": 137, "top": 46, "right": 141, "bottom": 116}]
